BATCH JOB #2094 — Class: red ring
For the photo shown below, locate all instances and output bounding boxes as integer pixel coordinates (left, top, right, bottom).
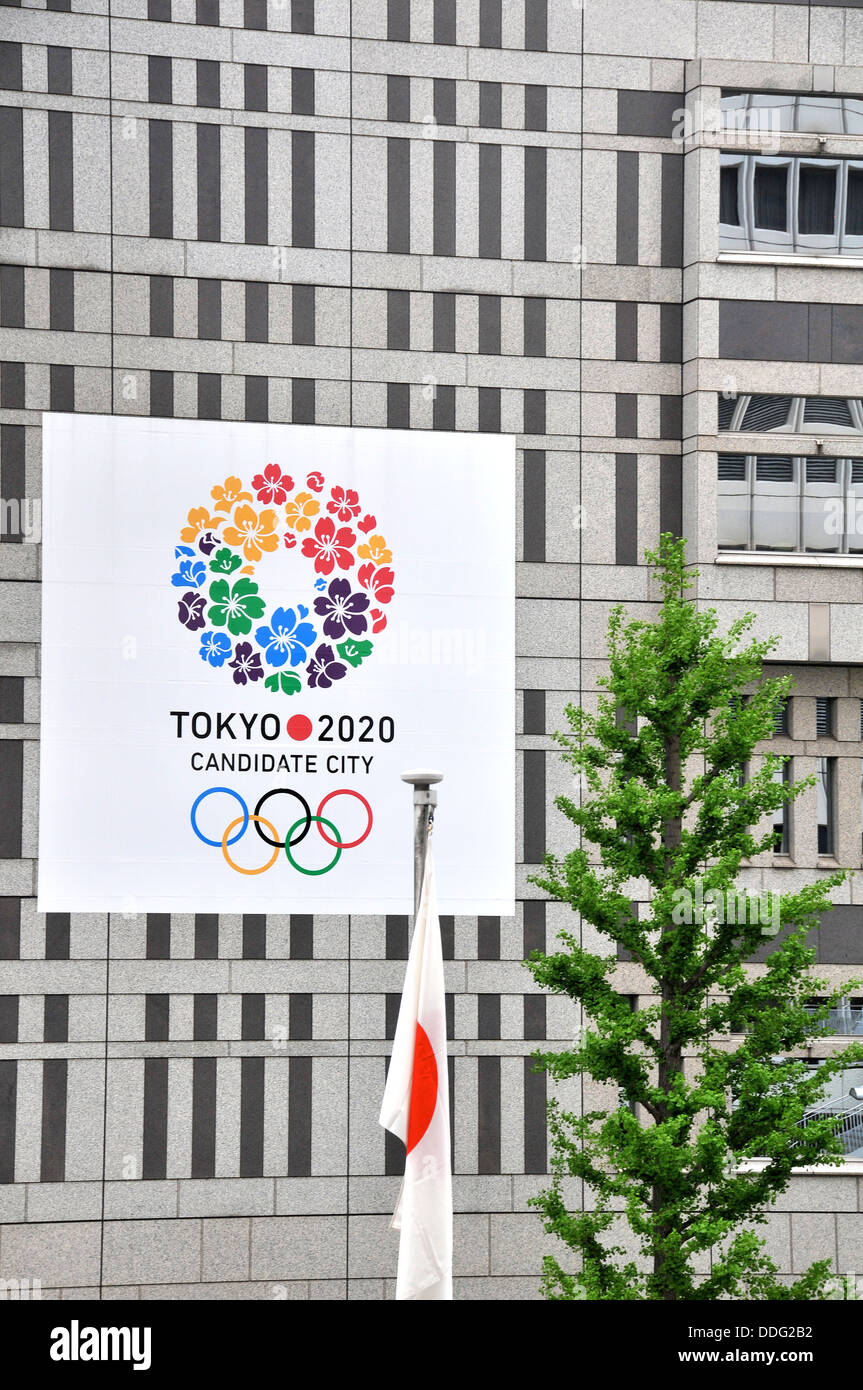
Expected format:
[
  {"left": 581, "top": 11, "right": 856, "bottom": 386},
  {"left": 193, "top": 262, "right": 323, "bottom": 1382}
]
[{"left": 315, "top": 789, "right": 373, "bottom": 849}]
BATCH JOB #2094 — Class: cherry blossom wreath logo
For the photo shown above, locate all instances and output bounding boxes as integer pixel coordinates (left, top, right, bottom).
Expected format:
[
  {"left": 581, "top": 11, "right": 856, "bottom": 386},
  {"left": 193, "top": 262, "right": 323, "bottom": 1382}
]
[{"left": 172, "top": 466, "right": 396, "bottom": 695}]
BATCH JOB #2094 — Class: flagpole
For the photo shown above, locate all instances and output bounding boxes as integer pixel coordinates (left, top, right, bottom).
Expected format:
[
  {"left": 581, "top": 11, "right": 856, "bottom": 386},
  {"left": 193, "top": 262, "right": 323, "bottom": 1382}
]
[{"left": 400, "top": 770, "right": 443, "bottom": 913}]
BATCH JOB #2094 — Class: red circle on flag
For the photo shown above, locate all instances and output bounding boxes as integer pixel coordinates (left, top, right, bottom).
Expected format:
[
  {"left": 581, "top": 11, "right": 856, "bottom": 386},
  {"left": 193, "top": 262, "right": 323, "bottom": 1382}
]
[
  {"left": 407, "top": 1023, "right": 438, "bottom": 1153},
  {"left": 286, "top": 714, "right": 313, "bottom": 741}
]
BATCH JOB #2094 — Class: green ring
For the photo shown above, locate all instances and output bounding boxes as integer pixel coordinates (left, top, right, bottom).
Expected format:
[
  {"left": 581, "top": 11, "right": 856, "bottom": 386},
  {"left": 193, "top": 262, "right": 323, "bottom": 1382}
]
[{"left": 284, "top": 815, "right": 342, "bottom": 875}]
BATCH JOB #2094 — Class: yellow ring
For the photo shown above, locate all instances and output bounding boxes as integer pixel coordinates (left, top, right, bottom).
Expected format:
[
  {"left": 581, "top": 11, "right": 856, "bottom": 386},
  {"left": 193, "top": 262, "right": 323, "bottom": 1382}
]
[{"left": 221, "top": 814, "right": 280, "bottom": 875}]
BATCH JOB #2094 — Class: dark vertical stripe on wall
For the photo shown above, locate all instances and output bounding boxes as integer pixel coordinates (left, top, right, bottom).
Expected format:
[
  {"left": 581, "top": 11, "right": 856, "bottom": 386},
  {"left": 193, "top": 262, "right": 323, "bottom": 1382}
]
[
  {"left": 197, "top": 125, "right": 221, "bottom": 241},
  {"left": 244, "top": 128, "right": 267, "bottom": 244},
  {"left": 0, "top": 265, "right": 25, "bottom": 325},
  {"left": 524, "top": 298, "right": 546, "bottom": 356},
  {"left": 245, "top": 376, "right": 268, "bottom": 421},
  {"left": 150, "top": 275, "right": 174, "bottom": 336},
  {"left": 523, "top": 994, "right": 546, "bottom": 1039},
  {"left": 292, "top": 284, "right": 315, "bottom": 344},
  {"left": 0, "top": 742, "right": 22, "bottom": 858},
  {"left": 43, "top": 995, "right": 68, "bottom": 1042},
  {"left": 196, "top": 0, "right": 218, "bottom": 22},
  {"left": 48, "top": 112, "right": 73, "bottom": 230},
  {"left": 479, "top": 82, "right": 502, "bottom": 128},
  {"left": 292, "top": 68, "right": 314, "bottom": 115},
  {"left": 439, "top": 915, "right": 454, "bottom": 959},
  {"left": 0, "top": 109, "right": 23, "bottom": 227},
  {"left": 433, "top": 143, "right": 456, "bottom": 256},
  {"left": 0, "top": 901, "right": 20, "bottom": 960},
  {"left": 387, "top": 289, "right": 410, "bottom": 349},
  {"left": 244, "top": 0, "right": 266, "bottom": 28},
  {"left": 661, "top": 154, "right": 684, "bottom": 268},
  {"left": 478, "top": 916, "right": 500, "bottom": 960},
  {"left": 523, "top": 689, "right": 545, "bottom": 734},
  {"left": 245, "top": 282, "right": 268, "bottom": 343},
  {"left": 0, "top": 365, "right": 24, "bottom": 411},
  {"left": 479, "top": 0, "right": 501, "bottom": 46},
  {"left": 386, "top": 74, "right": 409, "bottom": 122},
  {"left": 197, "top": 59, "right": 220, "bottom": 108},
  {"left": 47, "top": 47, "right": 72, "bottom": 96},
  {"left": 384, "top": 1056, "right": 406, "bottom": 1176},
  {"left": 146, "top": 913, "right": 170, "bottom": 959},
  {"left": 524, "top": 390, "right": 545, "bottom": 434},
  {"left": 523, "top": 1058, "right": 547, "bottom": 1173},
  {"left": 0, "top": 41, "right": 23, "bottom": 90},
  {"left": 386, "top": 915, "right": 409, "bottom": 960},
  {"left": 240, "top": 1057, "right": 264, "bottom": 1176},
  {"left": 478, "top": 295, "right": 501, "bottom": 354},
  {"left": 49, "top": 268, "right": 74, "bottom": 330},
  {"left": 40, "top": 1059, "right": 67, "bottom": 1182},
  {"left": 198, "top": 374, "right": 221, "bottom": 418},
  {"left": 524, "top": 148, "right": 546, "bottom": 261},
  {"left": 660, "top": 455, "right": 683, "bottom": 537},
  {"left": 616, "top": 152, "right": 639, "bottom": 265},
  {"left": 0, "top": 425, "right": 25, "bottom": 547},
  {"left": 242, "top": 914, "right": 266, "bottom": 959},
  {"left": 522, "top": 448, "right": 545, "bottom": 561},
  {"left": 433, "top": 77, "right": 456, "bottom": 126},
  {"left": 149, "top": 0, "right": 171, "bottom": 16},
  {"left": 0, "top": 1060, "right": 16, "bottom": 1181},
  {"left": 291, "top": 0, "right": 313, "bottom": 31},
  {"left": 477, "top": 1056, "right": 501, "bottom": 1174},
  {"left": 193, "top": 994, "right": 218, "bottom": 1040},
  {"left": 385, "top": 995, "right": 399, "bottom": 1041},
  {"left": 50, "top": 364, "right": 74, "bottom": 411},
  {"left": 194, "top": 914, "right": 219, "bottom": 960},
  {"left": 478, "top": 387, "right": 500, "bottom": 432},
  {"left": 387, "top": 383, "right": 409, "bottom": 428},
  {"left": 198, "top": 279, "right": 221, "bottom": 339},
  {"left": 290, "top": 914, "right": 313, "bottom": 958},
  {"left": 142, "top": 1057, "right": 168, "bottom": 1179},
  {"left": 387, "top": 139, "right": 410, "bottom": 254},
  {"left": 0, "top": 995, "right": 18, "bottom": 1042},
  {"left": 525, "top": 0, "right": 548, "bottom": 50},
  {"left": 659, "top": 304, "right": 682, "bottom": 363},
  {"left": 616, "top": 393, "right": 637, "bottom": 437},
  {"left": 524, "top": 85, "right": 547, "bottom": 131},
  {"left": 292, "top": 378, "right": 314, "bottom": 424},
  {"left": 241, "top": 994, "right": 265, "bottom": 1040},
  {"left": 0, "top": 677, "right": 24, "bottom": 722},
  {"left": 478, "top": 145, "right": 501, "bottom": 258},
  {"left": 523, "top": 749, "right": 546, "bottom": 864},
  {"left": 191, "top": 1057, "right": 217, "bottom": 1178},
  {"left": 292, "top": 131, "right": 315, "bottom": 247},
  {"left": 289, "top": 994, "right": 312, "bottom": 1040},
  {"left": 150, "top": 371, "right": 172, "bottom": 417},
  {"left": 46, "top": 913, "right": 70, "bottom": 960},
  {"left": 244, "top": 64, "right": 267, "bottom": 112},
  {"left": 434, "top": 0, "right": 456, "bottom": 44},
  {"left": 387, "top": 0, "right": 409, "bottom": 41},
  {"left": 149, "top": 120, "right": 173, "bottom": 238},
  {"left": 145, "top": 994, "right": 169, "bottom": 1041},
  {"left": 477, "top": 995, "right": 500, "bottom": 1039},
  {"left": 615, "top": 454, "right": 638, "bottom": 565},
  {"left": 148, "top": 54, "right": 172, "bottom": 103},
  {"left": 433, "top": 385, "right": 455, "bottom": 430},
  {"left": 288, "top": 1056, "right": 312, "bottom": 1176},
  {"left": 433, "top": 292, "right": 455, "bottom": 350},
  {"left": 660, "top": 395, "right": 682, "bottom": 440},
  {"left": 616, "top": 302, "right": 638, "bottom": 361}
]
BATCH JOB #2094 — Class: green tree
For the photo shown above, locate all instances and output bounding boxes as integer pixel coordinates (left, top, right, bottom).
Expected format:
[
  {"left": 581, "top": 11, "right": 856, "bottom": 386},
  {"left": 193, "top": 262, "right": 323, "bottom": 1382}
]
[{"left": 526, "top": 535, "right": 863, "bottom": 1301}]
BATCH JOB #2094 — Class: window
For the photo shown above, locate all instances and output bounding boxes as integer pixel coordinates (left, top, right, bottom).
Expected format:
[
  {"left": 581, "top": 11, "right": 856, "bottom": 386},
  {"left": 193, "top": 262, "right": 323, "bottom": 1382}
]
[
  {"left": 816, "top": 756, "right": 836, "bottom": 855},
  {"left": 720, "top": 154, "right": 863, "bottom": 256},
  {"left": 800, "top": 1061, "right": 863, "bottom": 1158},
  {"left": 717, "top": 455, "right": 863, "bottom": 554},
  {"left": 718, "top": 393, "right": 863, "bottom": 434},
  {"left": 772, "top": 761, "right": 790, "bottom": 854},
  {"left": 815, "top": 696, "right": 835, "bottom": 738},
  {"left": 773, "top": 698, "right": 790, "bottom": 736},
  {"left": 721, "top": 91, "right": 863, "bottom": 137},
  {"left": 805, "top": 997, "right": 863, "bottom": 1037}
]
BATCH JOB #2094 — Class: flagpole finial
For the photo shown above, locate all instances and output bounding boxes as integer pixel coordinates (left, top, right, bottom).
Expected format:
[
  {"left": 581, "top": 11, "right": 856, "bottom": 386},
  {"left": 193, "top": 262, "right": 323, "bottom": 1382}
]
[{"left": 401, "top": 771, "right": 443, "bottom": 913}]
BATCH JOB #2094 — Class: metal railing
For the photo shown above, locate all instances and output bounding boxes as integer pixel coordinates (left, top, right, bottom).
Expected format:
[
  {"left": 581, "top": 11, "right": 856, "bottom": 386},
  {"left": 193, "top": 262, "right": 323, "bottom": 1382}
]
[
  {"left": 803, "top": 1004, "right": 863, "bottom": 1037},
  {"left": 801, "top": 1095, "right": 863, "bottom": 1156}
]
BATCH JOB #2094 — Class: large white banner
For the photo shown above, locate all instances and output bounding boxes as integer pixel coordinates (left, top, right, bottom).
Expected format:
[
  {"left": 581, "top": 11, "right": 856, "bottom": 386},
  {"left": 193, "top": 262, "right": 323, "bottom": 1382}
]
[{"left": 37, "top": 415, "right": 515, "bottom": 915}]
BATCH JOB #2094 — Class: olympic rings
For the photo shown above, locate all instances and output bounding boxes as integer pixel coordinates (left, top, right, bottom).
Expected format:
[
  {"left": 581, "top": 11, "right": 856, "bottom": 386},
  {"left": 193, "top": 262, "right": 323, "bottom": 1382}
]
[
  {"left": 190, "top": 785, "right": 372, "bottom": 874},
  {"left": 191, "top": 786, "right": 249, "bottom": 847},
  {"left": 315, "top": 789, "right": 374, "bottom": 849},
  {"left": 284, "top": 816, "right": 342, "bottom": 876},
  {"left": 253, "top": 787, "right": 312, "bottom": 849},
  {"left": 221, "top": 814, "right": 281, "bottom": 875}
]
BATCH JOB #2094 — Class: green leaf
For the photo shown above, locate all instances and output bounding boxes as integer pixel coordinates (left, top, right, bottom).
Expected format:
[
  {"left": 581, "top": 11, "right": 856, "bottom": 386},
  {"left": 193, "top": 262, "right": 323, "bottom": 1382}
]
[
  {"left": 336, "top": 638, "right": 373, "bottom": 669},
  {"left": 279, "top": 673, "right": 302, "bottom": 695},
  {"left": 264, "top": 674, "right": 279, "bottom": 693}
]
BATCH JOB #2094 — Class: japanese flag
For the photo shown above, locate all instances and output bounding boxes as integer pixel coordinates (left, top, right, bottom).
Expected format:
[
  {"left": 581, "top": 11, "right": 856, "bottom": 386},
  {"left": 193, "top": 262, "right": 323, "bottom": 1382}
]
[{"left": 379, "top": 846, "right": 453, "bottom": 1300}]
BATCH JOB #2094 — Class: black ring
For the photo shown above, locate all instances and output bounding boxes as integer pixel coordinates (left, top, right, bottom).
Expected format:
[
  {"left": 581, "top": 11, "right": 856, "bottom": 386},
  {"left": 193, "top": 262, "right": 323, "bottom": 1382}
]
[{"left": 253, "top": 788, "right": 312, "bottom": 849}]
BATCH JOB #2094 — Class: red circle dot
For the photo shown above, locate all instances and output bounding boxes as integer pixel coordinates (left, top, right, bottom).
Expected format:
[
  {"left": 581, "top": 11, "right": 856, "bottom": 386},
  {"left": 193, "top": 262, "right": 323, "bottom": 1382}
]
[{"left": 286, "top": 714, "right": 313, "bottom": 741}]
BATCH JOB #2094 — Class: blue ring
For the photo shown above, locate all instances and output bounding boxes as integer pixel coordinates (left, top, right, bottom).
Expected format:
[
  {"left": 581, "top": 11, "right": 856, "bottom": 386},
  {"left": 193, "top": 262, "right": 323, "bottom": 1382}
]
[{"left": 191, "top": 787, "right": 249, "bottom": 847}]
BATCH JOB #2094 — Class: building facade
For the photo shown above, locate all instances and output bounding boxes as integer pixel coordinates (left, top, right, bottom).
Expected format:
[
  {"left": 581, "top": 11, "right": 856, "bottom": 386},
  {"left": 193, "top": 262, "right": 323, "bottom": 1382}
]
[{"left": 1, "top": 0, "right": 862, "bottom": 1298}]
